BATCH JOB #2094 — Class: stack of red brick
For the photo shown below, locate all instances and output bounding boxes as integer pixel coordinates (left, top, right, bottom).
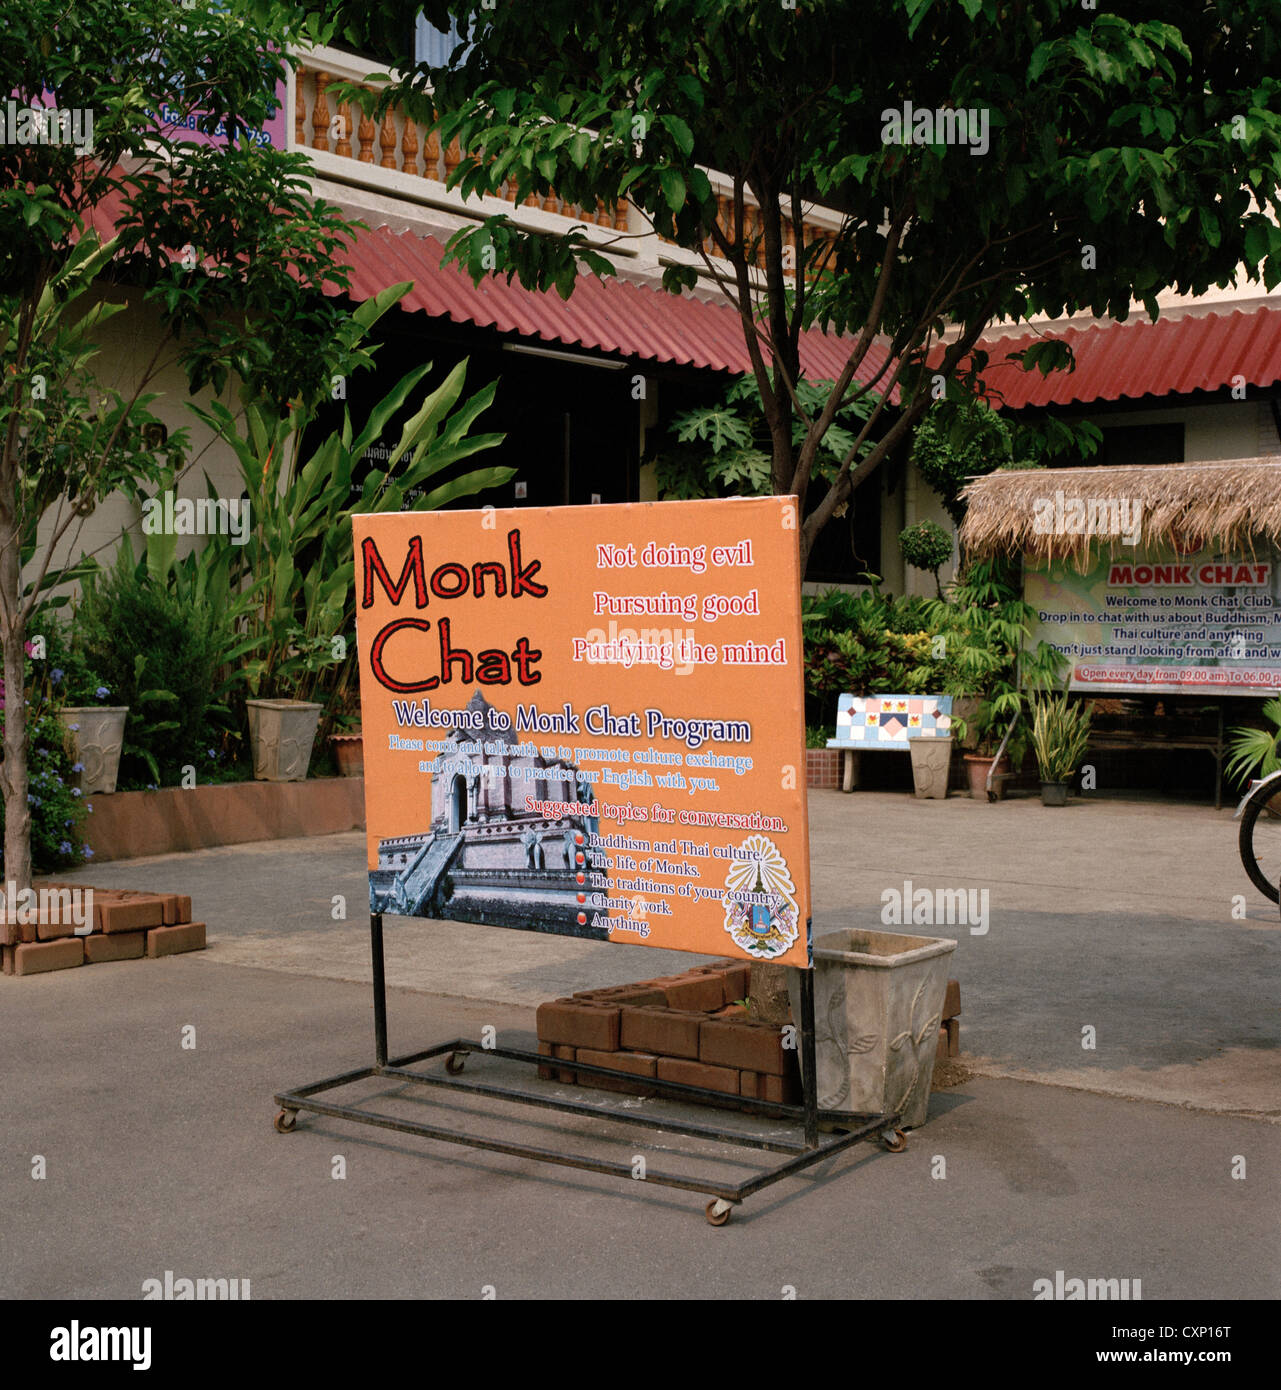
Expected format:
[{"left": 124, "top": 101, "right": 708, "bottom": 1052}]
[
  {"left": 805, "top": 748, "right": 841, "bottom": 790},
  {"left": 936, "top": 979, "right": 962, "bottom": 1059},
  {"left": 536, "top": 959, "right": 803, "bottom": 1105},
  {"left": 2, "top": 888, "right": 205, "bottom": 976}
]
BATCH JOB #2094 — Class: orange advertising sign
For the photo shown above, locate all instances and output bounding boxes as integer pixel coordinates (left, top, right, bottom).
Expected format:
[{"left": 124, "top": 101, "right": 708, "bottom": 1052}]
[{"left": 353, "top": 497, "right": 811, "bottom": 967}]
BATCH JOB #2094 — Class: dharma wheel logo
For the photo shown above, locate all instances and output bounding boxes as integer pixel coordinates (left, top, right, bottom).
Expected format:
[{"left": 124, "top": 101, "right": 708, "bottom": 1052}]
[{"left": 722, "top": 834, "right": 799, "bottom": 959}]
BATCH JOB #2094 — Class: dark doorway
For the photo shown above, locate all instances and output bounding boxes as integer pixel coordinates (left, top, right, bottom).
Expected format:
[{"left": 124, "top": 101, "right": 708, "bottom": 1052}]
[{"left": 449, "top": 774, "right": 467, "bottom": 833}]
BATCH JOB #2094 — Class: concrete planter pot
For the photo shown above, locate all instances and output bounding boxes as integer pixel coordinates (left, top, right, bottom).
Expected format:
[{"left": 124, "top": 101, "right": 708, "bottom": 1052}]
[
  {"left": 788, "top": 928, "right": 957, "bottom": 1129},
  {"left": 246, "top": 699, "right": 322, "bottom": 782},
  {"left": 1040, "top": 779, "right": 1070, "bottom": 807},
  {"left": 908, "top": 735, "right": 952, "bottom": 799},
  {"left": 56, "top": 706, "right": 128, "bottom": 794},
  {"left": 330, "top": 732, "right": 364, "bottom": 778}
]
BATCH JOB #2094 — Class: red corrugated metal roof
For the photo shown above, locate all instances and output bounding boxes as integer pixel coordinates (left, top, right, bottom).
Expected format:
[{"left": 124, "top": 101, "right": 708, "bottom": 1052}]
[
  {"left": 336, "top": 225, "right": 891, "bottom": 388},
  {"left": 949, "top": 308, "right": 1281, "bottom": 410},
  {"left": 79, "top": 185, "right": 890, "bottom": 390}
]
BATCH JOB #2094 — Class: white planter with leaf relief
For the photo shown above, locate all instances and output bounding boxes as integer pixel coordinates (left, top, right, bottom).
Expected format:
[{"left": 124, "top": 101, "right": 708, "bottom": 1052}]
[
  {"left": 788, "top": 928, "right": 957, "bottom": 1129},
  {"left": 57, "top": 707, "right": 128, "bottom": 794},
  {"left": 246, "top": 699, "right": 322, "bottom": 782}
]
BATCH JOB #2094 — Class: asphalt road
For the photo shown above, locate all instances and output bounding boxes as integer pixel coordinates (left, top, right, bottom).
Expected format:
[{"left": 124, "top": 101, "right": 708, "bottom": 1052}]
[
  {"left": 2, "top": 958, "right": 1275, "bottom": 1300},
  {"left": 4, "top": 787, "right": 1275, "bottom": 1300}
]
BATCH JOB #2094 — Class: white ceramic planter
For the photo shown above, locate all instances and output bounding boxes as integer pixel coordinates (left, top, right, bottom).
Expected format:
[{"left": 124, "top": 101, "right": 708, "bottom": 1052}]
[
  {"left": 908, "top": 734, "right": 952, "bottom": 799},
  {"left": 788, "top": 927, "right": 957, "bottom": 1129},
  {"left": 246, "top": 699, "right": 322, "bottom": 782},
  {"left": 56, "top": 706, "right": 128, "bottom": 794}
]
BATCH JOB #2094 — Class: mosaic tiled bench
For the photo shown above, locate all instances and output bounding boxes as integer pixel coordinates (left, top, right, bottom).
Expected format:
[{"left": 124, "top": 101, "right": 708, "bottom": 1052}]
[{"left": 826, "top": 693, "right": 954, "bottom": 792}]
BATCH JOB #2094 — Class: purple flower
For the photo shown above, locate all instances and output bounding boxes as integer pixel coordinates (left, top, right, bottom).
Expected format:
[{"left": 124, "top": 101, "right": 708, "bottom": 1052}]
[
  {"left": 95, "top": 686, "right": 110, "bottom": 700},
  {"left": 68, "top": 723, "right": 80, "bottom": 732},
  {"left": 51, "top": 668, "right": 64, "bottom": 684},
  {"left": 59, "top": 840, "right": 72, "bottom": 855},
  {"left": 86, "top": 803, "right": 92, "bottom": 812},
  {"left": 83, "top": 846, "right": 93, "bottom": 858},
  {"left": 71, "top": 787, "right": 82, "bottom": 798},
  {"left": 72, "top": 762, "right": 84, "bottom": 773}
]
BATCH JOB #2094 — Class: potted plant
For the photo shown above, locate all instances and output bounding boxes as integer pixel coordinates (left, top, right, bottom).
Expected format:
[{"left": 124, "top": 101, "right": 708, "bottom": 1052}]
[
  {"left": 927, "top": 558, "right": 1066, "bottom": 800},
  {"left": 1029, "top": 690, "right": 1093, "bottom": 806},
  {"left": 187, "top": 289, "right": 510, "bottom": 785},
  {"left": 30, "top": 624, "right": 128, "bottom": 796},
  {"left": 329, "top": 712, "right": 364, "bottom": 778}
]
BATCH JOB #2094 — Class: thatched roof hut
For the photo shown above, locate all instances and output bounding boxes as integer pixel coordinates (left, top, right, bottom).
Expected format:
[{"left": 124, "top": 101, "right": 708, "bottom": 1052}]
[{"left": 958, "top": 459, "right": 1281, "bottom": 570}]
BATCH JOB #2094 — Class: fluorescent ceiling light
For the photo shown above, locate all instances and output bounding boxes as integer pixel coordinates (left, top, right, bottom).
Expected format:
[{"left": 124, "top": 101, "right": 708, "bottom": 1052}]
[{"left": 502, "top": 342, "right": 627, "bottom": 369}]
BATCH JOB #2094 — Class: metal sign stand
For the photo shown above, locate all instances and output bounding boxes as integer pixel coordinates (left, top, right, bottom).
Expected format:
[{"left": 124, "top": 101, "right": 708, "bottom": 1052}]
[{"left": 273, "top": 912, "right": 906, "bottom": 1226}]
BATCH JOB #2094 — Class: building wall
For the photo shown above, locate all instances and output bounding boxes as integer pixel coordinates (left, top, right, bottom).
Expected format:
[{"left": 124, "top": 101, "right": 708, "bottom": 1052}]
[
  {"left": 26, "top": 288, "right": 244, "bottom": 599},
  {"left": 1072, "top": 399, "right": 1281, "bottom": 462}
]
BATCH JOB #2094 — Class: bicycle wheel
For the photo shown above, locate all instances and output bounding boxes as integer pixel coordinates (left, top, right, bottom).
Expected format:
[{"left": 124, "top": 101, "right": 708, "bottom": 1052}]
[{"left": 1237, "top": 781, "right": 1281, "bottom": 903}]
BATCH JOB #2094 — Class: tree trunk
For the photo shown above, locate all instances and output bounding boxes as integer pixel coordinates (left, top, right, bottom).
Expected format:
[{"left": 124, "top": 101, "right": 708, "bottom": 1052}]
[{"left": 0, "top": 466, "right": 31, "bottom": 945}]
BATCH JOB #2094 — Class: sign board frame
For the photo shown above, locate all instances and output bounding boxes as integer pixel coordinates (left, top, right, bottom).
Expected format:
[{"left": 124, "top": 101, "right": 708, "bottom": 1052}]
[
  {"left": 352, "top": 497, "right": 813, "bottom": 968},
  {"left": 271, "top": 498, "right": 907, "bottom": 1222}
]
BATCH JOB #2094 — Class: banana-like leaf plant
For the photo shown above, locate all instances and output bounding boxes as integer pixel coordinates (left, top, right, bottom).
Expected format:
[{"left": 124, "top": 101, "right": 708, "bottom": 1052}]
[{"left": 187, "top": 284, "right": 511, "bottom": 741}]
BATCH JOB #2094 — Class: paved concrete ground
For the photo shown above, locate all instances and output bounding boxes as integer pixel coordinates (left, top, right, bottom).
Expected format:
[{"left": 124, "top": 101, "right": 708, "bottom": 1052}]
[
  {"left": 65, "top": 790, "right": 1281, "bottom": 1118},
  {"left": 2, "top": 957, "right": 1276, "bottom": 1300},
  {"left": 4, "top": 788, "right": 1276, "bottom": 1300}
]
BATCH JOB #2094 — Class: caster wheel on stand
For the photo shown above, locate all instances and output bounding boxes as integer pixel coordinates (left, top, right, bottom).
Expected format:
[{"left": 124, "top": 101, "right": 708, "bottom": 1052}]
[
  {"left": 705, "top": 1199, "right": 734, "bottom": 1227},
  {"left": 879, "top": 1127, "right": 907, "bottom": 1153},
  {"left": 445, "top": 1052, "right": 467, "bottom": 1075},
  {"left": 274, "top": 1110, "right": 298, "bottom": 1134}
]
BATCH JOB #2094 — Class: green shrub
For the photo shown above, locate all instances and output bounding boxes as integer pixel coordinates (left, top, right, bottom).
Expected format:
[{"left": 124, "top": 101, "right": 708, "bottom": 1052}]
[
  {"left": 898, "top": 520, "right": 953, "bottom": 596},
  {"left": 925, "top": 557, "right": 1066, "bottom": 759},
  {"left": 1226, "top": 697, "right": 1281, "bottom": 786},
  {"left": 73, "top": 551, "right": 232, "bottom": 787},
  {"left": 802, "top": 578, "right": 953, "bottom": 728},
  {"left": 1029, "top": 691, "right": 1093, "bottom": 782},
  {"left": 911, "top": 400, "right": 1015, "bottom": 523},
  {"left": 0, "top": 652, "right": 91, "bottom": 874}
]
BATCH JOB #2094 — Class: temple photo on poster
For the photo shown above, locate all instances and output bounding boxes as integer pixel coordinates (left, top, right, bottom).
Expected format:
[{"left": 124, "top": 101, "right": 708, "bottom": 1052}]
[{"left": 368, "top": 690, "right": 606, "bottom": 939}]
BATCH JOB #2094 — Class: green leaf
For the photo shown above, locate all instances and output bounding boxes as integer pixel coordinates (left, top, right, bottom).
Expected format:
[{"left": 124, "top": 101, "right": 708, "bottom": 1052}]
[
  {"left": 567, "top": 129, "right": 592, "bottom": 169},
  {"left": 659, "top": 114, "right": 695, "bottom": 156},
  {"left": 659, "top": 167, "right": 686, "bottom": 214}
]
